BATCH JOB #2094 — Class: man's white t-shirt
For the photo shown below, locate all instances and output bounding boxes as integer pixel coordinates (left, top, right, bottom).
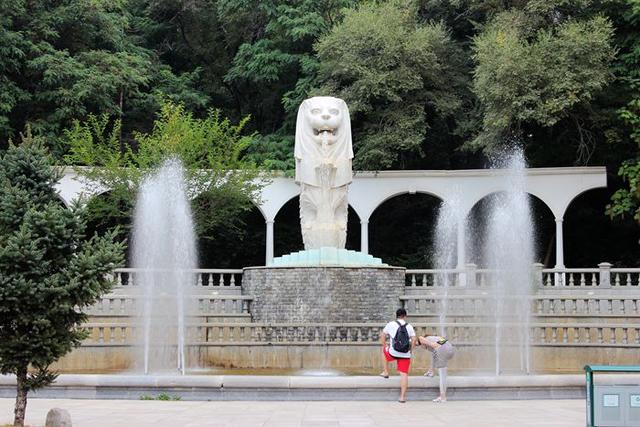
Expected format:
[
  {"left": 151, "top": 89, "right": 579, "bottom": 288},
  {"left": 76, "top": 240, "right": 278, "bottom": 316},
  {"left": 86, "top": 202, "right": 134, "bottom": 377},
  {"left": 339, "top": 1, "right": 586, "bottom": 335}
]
[{"left": 383, "top": 319, "right": 416, "bottom": 358}]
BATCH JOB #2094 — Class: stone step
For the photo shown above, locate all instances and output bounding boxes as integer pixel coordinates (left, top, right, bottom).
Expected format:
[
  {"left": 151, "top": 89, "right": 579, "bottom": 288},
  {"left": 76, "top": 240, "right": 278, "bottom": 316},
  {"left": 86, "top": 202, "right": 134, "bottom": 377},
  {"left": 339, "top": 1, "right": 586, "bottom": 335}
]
[{"left": 0, "top": 373, "right": 597, "bottom": 401}]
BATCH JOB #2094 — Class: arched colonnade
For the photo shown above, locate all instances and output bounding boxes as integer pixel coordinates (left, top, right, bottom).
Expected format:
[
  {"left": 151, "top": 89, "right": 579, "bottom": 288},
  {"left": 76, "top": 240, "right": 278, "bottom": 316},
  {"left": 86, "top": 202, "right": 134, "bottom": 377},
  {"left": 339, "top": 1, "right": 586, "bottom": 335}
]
[{"left": 56, "top": 167, "right": 607, "bottom": 267}]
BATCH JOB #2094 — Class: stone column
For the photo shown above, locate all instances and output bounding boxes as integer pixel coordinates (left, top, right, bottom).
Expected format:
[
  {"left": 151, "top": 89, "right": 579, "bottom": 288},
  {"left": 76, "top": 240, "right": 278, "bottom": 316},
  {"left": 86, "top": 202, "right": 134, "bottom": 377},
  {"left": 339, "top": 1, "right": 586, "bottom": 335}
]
[
  {"left": 456, "top": 220, "right": 466, "bottom": 268},
  {"left": 554, "top": 217, "right": 565, "bottom": 286},
  {"left": 532, "top": 262, "right": 544, "bottom": 288},
  {"left": 265, "top": 220, "right": 274, "bottom": 265},
  {"left": 465, "top": 263, "right": 477, "bottom": 288},
  {"left": 360, "top": 220, "right": 369, "bottom": 254},
  {"left": 598, "top": 262, "right": 612, "bottom": 288},
  {"left": 457, "top": 220, "right": 467, "bottom": 286},
  {"left": 554, "top": 217, "right": 565, "bottom": 268}
]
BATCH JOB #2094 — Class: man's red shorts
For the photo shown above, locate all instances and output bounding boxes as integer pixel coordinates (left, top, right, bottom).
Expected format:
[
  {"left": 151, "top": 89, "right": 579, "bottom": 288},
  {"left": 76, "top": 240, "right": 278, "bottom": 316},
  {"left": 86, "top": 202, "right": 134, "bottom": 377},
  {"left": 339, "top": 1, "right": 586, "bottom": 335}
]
[{"left": 382, "top": 346, "right": 411, "bottom": 374}]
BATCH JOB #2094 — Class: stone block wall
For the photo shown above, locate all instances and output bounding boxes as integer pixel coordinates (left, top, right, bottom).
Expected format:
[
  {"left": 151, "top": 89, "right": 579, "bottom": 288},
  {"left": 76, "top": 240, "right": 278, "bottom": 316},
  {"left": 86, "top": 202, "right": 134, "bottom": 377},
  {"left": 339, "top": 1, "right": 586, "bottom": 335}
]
[
  {"left": 52, "top": 342, "right": 640, "bottom": 374},
  {"left": 241, "top": 266, "right": 406, "bottom": 323}
]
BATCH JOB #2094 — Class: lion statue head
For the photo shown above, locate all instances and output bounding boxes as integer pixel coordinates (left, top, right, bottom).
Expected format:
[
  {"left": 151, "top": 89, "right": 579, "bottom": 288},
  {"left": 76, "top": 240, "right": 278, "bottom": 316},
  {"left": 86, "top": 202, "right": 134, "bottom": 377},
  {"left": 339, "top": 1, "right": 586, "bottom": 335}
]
[{"left": 294, "top": 96, "right": 353, "bottom": 188}]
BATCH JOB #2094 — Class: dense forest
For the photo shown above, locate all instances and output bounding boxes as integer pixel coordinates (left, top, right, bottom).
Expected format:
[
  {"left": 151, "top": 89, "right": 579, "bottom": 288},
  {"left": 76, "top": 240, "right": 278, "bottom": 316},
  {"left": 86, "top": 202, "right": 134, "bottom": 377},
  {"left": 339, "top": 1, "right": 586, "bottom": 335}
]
[{"left": 1, "top": 0, "right": 638, "bottom": 267}]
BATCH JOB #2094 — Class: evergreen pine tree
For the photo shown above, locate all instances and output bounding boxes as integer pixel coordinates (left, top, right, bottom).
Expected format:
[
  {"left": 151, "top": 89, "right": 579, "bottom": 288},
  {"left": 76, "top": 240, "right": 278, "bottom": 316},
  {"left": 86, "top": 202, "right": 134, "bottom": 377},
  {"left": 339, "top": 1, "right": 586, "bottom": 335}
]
[{"left": 0, "top": 131, "right": 124, "bottom": 426}]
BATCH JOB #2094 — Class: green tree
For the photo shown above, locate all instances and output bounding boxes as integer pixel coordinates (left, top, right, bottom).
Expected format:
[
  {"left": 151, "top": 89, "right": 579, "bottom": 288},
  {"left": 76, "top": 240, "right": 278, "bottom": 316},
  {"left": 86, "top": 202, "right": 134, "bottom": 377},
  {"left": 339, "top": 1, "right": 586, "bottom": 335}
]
[
  {"left": 314, "top": 1, "right": 467, "bottom": 170},
  {"left": 607, "top": 97, "right": 640, "bottom": 222},
  {"left": 243, "top": 132, "right": 296, "bottom": 172},
  {"left": 222, "top": 0, "right": 358, "bottom": 126},
  {"left": 607, "top": 0, "right": 640, "bottom": 222},
  {"left": 128, "top": 0, "right": 224, "bottom": 109},
  {"left": 471, "top": 8, "right": 615, "bottom": 152},
  {"left": 63, "top": 101, "right": 264, "bottom": 262},
  {"left": 0, "top": 0, "right": 207, "bottom": 153},
  {"left": 128, "top": 1, "right": 360, "bottom": 172},
  {"left": 0, "top": 134, "right": 124, "bottom": 426}
]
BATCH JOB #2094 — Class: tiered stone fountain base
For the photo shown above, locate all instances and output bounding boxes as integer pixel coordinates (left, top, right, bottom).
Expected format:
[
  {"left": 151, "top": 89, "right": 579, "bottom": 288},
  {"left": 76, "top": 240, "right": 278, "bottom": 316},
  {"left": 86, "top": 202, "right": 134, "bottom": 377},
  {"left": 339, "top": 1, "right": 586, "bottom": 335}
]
[{"left": 243, "top": 263, "right": 405, "bottom": 323}]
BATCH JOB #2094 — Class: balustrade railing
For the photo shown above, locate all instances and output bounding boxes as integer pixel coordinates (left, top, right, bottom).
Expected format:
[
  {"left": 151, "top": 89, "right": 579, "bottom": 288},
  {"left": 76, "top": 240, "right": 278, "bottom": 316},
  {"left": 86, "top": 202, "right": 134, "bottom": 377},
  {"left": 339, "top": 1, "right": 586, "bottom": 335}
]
[
  {"left": 91, "top": 293, "right": 640, "bottom": 318},
  {"left": 111, "top": 268, "right": 244, "bottom": 290},
  {"left": 83, "top": 265, "right": 640, "bottom": 352},
  {"left": 80, "top": 322, "right": 640, "bottom": 347},
  {"left": 405, "top": 265, "right": 640, "bottom": 289},
  {"left": 400, "top": 295, "right": 640, "bottom": 317},
  {"left": 194, "top": 296, "right": 252, "bottom": 314},
  {"left": 544, "top": 267, "right": 640, "bottom": 288},
  {"left": 111, "top": 266, "right": 639, "bottom": 292},
  {"left": 86, "top": 294, "right": 252, "bottom": 316}
]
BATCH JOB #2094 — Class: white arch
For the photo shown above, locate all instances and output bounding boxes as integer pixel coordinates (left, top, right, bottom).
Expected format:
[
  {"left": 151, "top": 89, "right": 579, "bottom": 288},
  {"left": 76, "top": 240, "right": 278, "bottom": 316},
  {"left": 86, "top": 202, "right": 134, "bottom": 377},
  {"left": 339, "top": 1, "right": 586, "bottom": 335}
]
[
  {"left": 55, "top": 168, "right": 107, "bottom": 208},
  {"left": 350, "top": 184, "right": 447, "bottom": 222},
  {"left": 56, "top": 166, "right": 607, "bottom": 266},
  {"left": 258, "top": 177, "right": 300, "bottom": 222},
  {"left": 55, "top": 193, "right": 72, "bottom": 209},
  {"left": 465, "top": 188, "right": 555, "bottom": 220},
  {"left": 557, "top": 187, "right": 606, "bottom": 220},
  {"left": 363, "top": 189, "right": 443, "bottom": 235},
  {"left": 60, "top": 167, "right": 606, "bottom": 223}
]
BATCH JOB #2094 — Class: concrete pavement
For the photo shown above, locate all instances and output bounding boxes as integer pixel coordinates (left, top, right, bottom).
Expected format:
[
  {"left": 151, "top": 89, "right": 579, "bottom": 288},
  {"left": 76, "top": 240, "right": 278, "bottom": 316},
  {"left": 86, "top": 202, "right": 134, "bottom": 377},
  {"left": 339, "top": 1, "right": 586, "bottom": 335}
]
[{"left": 0, "top": 398, "right": 585, "bottom": 426}]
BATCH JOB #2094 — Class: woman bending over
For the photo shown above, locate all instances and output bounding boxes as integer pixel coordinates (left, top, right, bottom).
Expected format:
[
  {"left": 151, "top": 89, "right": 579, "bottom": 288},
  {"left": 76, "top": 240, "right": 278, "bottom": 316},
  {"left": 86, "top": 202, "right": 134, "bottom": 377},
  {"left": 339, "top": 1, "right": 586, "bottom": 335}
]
[{"left": 418, "top": 335, "right": 455, "bottom": 402}]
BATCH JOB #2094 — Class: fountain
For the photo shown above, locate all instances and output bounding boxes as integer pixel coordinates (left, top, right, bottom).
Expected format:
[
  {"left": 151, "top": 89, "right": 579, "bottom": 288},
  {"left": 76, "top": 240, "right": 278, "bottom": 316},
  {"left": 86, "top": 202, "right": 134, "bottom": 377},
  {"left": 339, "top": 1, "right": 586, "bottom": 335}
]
[
  {"left": 243, "top": 96, "right": 405, "bottom": 323},
  {"left": 1, "top": 97, "right": 620, "bottom": 405},
  {"left": 483, "top": 149, "right": 535, "bottom": 375},
  {"left": 435, "top": 149, "right": 535, "bottom": 374},
  {"left": 125, "top": 106, "right": 534, "bottom": 376},
  {"left": 131, "top": 157, "right": 197, "bottom": 374},
  {"left": 433, "top": 190, "right": 464, "bottom": 334}
]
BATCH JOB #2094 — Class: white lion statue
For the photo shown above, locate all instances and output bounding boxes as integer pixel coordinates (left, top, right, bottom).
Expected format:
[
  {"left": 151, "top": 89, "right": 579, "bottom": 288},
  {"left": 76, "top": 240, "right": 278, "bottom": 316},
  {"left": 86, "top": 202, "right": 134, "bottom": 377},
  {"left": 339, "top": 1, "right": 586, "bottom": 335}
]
[{"left": 295, "top": 96, "right": 353, "bottom": 249}]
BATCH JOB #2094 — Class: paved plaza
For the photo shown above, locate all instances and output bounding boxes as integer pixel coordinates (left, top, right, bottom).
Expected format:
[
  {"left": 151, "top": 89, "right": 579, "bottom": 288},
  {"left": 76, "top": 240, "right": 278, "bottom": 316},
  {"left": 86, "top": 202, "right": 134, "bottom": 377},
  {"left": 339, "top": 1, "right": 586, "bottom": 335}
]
[{"left": 0, "top": 398, "right": 584, "bottom": 426}]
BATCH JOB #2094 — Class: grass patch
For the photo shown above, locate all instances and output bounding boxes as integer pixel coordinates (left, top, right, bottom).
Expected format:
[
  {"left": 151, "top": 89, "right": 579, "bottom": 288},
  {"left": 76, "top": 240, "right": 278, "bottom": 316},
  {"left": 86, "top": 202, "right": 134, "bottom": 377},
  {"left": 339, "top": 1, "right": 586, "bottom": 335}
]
[{"left": 140, "top": 393, "right": 181, "bottom": 401}]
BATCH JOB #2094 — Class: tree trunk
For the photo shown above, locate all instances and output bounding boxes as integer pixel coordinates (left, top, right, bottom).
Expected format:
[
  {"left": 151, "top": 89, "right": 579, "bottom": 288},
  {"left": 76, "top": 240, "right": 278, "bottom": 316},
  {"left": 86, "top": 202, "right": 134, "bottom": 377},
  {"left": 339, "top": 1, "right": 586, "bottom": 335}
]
[{"left": 13, "top": 367, "right": 28, "bottom": 427}]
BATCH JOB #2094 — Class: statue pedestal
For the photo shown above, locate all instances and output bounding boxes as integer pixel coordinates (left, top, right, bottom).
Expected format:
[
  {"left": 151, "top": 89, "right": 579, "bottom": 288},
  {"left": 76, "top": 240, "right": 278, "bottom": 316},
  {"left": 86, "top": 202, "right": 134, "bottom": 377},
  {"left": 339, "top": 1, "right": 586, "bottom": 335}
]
[
  {"left": 242, "top": 263, "right": 405, "bottom": 323},
  {"left": 270, "top": 247, "right": 385, "bottom": 267}
]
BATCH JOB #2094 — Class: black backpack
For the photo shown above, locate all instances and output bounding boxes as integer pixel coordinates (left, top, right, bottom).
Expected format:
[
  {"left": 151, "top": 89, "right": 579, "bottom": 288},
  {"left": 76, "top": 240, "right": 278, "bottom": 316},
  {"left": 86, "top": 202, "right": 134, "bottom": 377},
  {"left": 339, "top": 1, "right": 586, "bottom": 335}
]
[{"left": 393, "top": 321, "right": 411, "bottom": 353}]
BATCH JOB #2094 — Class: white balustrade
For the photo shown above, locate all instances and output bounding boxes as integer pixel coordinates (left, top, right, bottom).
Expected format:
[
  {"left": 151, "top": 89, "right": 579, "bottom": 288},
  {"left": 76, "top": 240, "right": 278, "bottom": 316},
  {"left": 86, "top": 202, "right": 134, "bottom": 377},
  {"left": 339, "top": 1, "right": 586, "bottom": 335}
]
[
  {"left": 81, "top": 264, "right": 640, "bottom": 351},
  {"left": 113, "top": 266, "right": 639, "bottom": 292},
  {"left": 400, "top": 294, "right": 640, "bottom": 317},
  {"left": 86, "top": 294, "right": 252, "bottom": 316},
  {"left": 79, "top": 322, "right": 640, "bottom": 347},
  {"left": 405, "top": 265, "right": 640, "bottom": 289},
  {"left": 111, "top": 268, "right": 244, "bottom": 291}
]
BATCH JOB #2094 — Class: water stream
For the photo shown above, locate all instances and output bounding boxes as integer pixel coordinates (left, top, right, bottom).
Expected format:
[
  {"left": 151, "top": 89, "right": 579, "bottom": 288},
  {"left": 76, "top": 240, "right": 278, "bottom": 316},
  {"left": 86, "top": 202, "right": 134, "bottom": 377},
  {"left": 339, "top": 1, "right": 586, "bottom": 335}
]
[{"left": 131, "top": 158, "right": 197, "bottom": 374}]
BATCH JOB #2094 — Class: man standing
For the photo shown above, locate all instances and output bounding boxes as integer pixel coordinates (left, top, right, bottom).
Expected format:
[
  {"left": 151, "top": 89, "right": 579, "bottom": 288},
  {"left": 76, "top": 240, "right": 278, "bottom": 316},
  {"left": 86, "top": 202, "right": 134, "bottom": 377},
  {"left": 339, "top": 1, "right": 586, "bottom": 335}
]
[{"left": 380, "top": 308, "right": 417, "bottom": 403}]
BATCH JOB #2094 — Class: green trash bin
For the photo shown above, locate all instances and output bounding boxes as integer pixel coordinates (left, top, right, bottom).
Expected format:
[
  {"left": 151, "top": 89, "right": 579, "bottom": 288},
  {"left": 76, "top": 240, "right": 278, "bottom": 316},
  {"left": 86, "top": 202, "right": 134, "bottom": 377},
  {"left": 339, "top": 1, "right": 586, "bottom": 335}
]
[{"left": 585, "top": 365, "right": 640, "bottom": 427}]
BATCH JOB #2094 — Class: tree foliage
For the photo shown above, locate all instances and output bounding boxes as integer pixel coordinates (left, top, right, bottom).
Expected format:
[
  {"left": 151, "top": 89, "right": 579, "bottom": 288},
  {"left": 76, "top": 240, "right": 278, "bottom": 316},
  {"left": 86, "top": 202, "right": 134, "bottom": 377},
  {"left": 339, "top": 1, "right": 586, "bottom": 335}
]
[
  {"left": 0, "top": 135, "right": 124, "bottom": 426},
  {"left": 314, "top": 1, "right": 467, "bottom": 169},
  {"left": 1, "top": 0, "right": 629, "bottom": 171},
  {"left": 606, "top": 0, "right": 640, "bottom": 223},
  {"left": 64, "top": 101, "right": 264, "bottom": 256},
  {"left": 0, "top": 0, "right": 639, "bottom": 266},
  {"left": 472, "top": 9, "right": 615, "bottom": 151},
  {"left": 0, "top": 0, "right": 207, "bottom": 151}
]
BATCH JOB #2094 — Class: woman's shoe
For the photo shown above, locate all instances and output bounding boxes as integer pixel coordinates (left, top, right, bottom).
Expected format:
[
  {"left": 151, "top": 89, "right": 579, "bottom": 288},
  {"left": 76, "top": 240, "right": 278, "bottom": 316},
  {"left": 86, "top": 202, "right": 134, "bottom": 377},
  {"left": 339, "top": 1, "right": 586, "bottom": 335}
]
[
  {"left": 379, "top": 372, "right": 389, "bottom": 378},
  {"left": 432, "top": 397, "right": 446, "bottom": 403},
  {"left": 424, "top": 369, "right": 434, "bottom": 377}
]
